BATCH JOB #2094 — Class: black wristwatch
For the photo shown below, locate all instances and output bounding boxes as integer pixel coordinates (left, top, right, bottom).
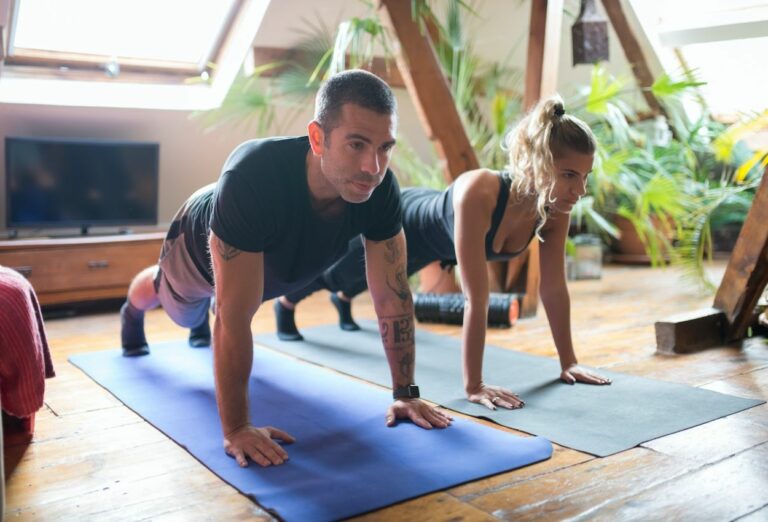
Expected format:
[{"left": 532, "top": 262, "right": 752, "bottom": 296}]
[{"left": 393, "top": 384, "right": 420, "bottom": 400}]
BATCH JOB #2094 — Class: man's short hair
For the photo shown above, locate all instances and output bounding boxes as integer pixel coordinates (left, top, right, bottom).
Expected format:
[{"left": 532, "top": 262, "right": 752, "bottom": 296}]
[{"left": 314, "top": 69, "right": 397, "bottom": 132}]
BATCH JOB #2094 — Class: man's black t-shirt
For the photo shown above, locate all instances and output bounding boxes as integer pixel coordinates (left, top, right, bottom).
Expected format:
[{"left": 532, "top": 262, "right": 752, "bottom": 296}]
[{"left": 177, "top": 136, "right": 402, "bottom": 300}]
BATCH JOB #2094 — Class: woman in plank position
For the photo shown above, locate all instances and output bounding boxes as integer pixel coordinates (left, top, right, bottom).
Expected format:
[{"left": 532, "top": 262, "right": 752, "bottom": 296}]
[{"left": 275, "top": 94, "right": 611, "bottom": 410}]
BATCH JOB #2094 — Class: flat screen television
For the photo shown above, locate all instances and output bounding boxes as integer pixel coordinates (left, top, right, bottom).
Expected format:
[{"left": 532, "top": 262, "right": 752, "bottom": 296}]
[{"left": 5, "top": 136, "right": 159, "bottom": 232}]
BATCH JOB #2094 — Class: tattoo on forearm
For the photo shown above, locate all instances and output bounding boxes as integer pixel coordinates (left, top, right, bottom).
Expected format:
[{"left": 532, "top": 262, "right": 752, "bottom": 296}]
[
  {"left": 398, "top": 352, "right": 414, "bottom": 380},
  {"left": 380, "top": 314, "right": 415, "bottom": 380},
  {"left": 215, "top": 238, "right": 241, "bottom": 261},
  {"left": 386, "top": 267, "right": 411, "bottom": 302},
  {"left": 383, "top": 238, "right": 401, "bottom": 264},
  {"left": 379, "top": 314, "right": 414, "bottom": 351}
]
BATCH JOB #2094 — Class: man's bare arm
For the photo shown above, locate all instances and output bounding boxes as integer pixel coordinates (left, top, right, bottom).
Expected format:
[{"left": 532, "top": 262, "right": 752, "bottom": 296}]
[
  {"left": 209, "top": 231, "right": 294, "bottom": 467},
  {"left": 365, "top": 231, "right": 416, "bottom": 388},
  {"left": 364, "top": 230, "right": 452, "bottom": 429},
  {"left": 210, "top": 232, "right": 261, "bottom": 434}
]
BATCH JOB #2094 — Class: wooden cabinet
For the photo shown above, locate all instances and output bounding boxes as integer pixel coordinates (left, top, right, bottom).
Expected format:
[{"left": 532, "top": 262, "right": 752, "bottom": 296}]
[{"left": 0, "top": 232, "right": 165, "bottom": 306}]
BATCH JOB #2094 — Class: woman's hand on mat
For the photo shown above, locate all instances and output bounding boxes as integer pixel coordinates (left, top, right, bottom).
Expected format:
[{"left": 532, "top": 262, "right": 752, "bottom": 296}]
[
  {"left": 560, "top": 364, "right": 612, "bottom": 385},
  {"left": 224, "top": 424, "right": 296, "bottom": 467},
  {"left": 386, "top": 400, "right": 453, "bottom": 429},
  {"left": 467, "top": 383, "right": 525, "bottom": 410}
]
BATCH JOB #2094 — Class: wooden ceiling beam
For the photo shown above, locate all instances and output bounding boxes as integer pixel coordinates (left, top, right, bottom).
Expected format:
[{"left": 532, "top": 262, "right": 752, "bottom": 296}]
[
  {"left": 600, "top": 0, "right": 667, "bottom": 116},
  {"left": 524, "top": 0, "right": 563, "bottom": 109},
  {"left": 377, "top": 0, "right": 479, "bottom": 181}
]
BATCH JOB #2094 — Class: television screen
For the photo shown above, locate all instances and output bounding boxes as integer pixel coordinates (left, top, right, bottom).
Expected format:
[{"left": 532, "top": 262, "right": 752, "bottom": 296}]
[{"left": 5, "top": 136, "right": 159, "bottom": 229}]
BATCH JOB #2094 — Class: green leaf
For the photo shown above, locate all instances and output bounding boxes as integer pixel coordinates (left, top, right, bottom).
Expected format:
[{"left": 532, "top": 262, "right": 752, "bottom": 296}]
[
  {"left": 308, "top": 48, "right": 333, "bottom": 84},
  {"left": 565, "top": 237, "right": 576, "bottom": 257},
  {"left": 571, "top": 197, "right": 621, "bottom": 238},
  {"left": 640, "top": 174, "right": 686, "bottom": 217},
  {"left": 586, "top": 65, "right": 625, "bottom": 114},
  {"left": 491, "top": 93, "right": 509, "bottom": 136},
  {"left": 650, "top": 73, "right": 706, "bottom": 98}
]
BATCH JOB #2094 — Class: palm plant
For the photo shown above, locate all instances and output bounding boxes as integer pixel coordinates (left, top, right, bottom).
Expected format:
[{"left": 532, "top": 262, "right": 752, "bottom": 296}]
[
  {"left": 674, "top": 110, "right": 766, "bottom": 289},
  {"left": 194, "top": 16, "right": 335, "bottom": 135},
  {"left": 570, "top": 64, "right": 764, "bottom": 288}
]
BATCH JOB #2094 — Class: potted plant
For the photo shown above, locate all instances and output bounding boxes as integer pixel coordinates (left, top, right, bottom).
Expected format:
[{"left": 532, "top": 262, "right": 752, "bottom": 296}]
[{"left": 568, "top": 64, "right": 765, "bottom": 289}]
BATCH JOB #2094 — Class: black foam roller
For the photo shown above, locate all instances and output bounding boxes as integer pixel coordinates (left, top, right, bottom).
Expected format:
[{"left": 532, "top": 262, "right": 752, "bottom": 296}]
[{"left": 414, "top": 293, "right": 520, "bottom": 328}]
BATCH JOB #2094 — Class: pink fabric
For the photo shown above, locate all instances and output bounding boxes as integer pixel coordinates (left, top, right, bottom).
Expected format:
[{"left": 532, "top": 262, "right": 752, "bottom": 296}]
[{"left": 0, "top": 266, "right": 55, "bottom": 418}]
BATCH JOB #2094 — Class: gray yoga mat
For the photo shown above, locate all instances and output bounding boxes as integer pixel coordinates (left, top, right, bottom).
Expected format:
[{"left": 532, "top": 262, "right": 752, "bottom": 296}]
[{"left": 254, "top": 321, "right": 764, "bottom": 456}]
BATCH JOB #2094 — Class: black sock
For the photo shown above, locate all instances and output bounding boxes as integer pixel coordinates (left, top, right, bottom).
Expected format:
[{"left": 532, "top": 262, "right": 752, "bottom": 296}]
[
  {"left": 330, "top": 293, "right": 360, "bottom": 331},
  {"left": 188, "top": 312, "right": 211, "bottom": 348},
  {"left": 121, "top": 300, "right": 149, "bottom": 356},
  {"left": 273, "top": 299, "right": 303, "bottom": 341}
]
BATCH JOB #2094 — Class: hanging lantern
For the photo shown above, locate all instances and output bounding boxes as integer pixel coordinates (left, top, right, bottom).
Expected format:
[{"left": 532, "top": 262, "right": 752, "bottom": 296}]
[{"left": 572, "top": 0, "right": 610, "bottom": 65}]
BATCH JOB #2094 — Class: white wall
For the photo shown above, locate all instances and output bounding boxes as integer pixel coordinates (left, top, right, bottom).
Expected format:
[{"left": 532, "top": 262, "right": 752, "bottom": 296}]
[{"left": 0, "top": 0, "right": 640, "bottom": 232}]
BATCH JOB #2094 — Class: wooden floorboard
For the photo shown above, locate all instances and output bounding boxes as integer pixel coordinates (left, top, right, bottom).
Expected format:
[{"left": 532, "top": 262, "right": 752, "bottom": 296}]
[
  {"left": 5, "top": 262, "right": 768, "bottom": 520},
  {"left": 703, "top": 368, "right": 768, "bottom": 428},
  {"left": 641, "top": 415, "right": 768, "bottom": 463},
  {"left": 467, "top": 448, "right": 701, "bottom": 521},
  {"left": 588, "top": 442, "right": 768, "bottom": 521}
]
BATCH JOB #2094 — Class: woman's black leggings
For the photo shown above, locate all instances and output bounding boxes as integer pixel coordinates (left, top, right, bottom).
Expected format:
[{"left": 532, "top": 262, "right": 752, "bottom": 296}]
[{"left": 284, "top": 235, "right": 438, "bottom": 304}]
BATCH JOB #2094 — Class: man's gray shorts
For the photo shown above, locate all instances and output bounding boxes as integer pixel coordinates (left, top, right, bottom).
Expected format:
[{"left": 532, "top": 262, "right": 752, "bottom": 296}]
[{"left": 154, "top": 233, "right": 213, "bottom": 329}]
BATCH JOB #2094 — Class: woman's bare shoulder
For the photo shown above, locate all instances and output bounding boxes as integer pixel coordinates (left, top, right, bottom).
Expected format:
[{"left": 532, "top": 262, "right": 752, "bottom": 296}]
[{"left": 454, "top": 168, "right": 502, "bottom": 203}]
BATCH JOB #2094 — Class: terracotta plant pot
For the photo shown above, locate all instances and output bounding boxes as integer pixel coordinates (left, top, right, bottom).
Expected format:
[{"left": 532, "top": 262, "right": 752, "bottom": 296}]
[{"left": 612, "top": 214, "right": 673, "bottom": 264}]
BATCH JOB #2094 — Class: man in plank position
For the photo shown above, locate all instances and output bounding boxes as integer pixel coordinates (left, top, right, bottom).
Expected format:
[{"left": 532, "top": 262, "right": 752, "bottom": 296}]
[{"left": 120, "top": 69, "right": 452, "bottom": 467}]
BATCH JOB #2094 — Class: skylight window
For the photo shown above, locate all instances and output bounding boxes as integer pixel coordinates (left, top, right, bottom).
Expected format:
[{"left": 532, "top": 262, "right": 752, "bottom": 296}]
[
  {"left": 7, "top": 0, "right": 239, "bottom": 75},
  {"left": 0, "top": 0, "right": 270, "bottom": 110},
  {"left": 629, "top": 0, "right": 768, "bottom": 116},
  {"left": 675, "top": 36, "right": 768, "bottom": 118}
]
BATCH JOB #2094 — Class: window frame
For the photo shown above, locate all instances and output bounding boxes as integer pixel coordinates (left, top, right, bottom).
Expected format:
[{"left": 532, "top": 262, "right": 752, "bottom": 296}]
[{"left": 2, "top": 0, "right": 245, "bottom": 84}]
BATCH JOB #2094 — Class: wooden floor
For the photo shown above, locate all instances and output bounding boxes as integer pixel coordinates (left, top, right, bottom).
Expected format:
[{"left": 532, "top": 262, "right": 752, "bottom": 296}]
[{"left": 5, "top": 263, "right": 768, "bottom": 521}]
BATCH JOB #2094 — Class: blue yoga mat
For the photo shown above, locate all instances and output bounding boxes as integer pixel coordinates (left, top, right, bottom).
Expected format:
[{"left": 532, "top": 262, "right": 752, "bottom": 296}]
[{"left": 70, "top": 342, "right": 552, "bottom": 521}]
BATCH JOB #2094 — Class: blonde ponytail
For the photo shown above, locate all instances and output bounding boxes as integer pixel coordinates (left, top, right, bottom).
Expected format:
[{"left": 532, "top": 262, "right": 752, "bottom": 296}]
[{"left": 504, "top": 95, "right": 595, "bottom": 239}]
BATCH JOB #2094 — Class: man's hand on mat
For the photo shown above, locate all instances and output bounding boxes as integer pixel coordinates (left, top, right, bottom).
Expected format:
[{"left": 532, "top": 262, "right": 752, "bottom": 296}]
[
  {"left": 560, "top": 364, "right": 612, "bottom": 385},
  {"left": 224, "top": 424, "right": 296, "bottom": 467},
  {"left": 386, "top": 400, "right": 453, "bottom": 429},
  {"left": 467, "top": 384, "right": 525, "bottom": 410}
]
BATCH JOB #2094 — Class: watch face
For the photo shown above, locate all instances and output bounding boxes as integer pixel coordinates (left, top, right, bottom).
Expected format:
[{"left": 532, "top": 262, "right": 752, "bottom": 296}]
[{"left": 394, "top": 384, "right": 420, "bottom": 399}]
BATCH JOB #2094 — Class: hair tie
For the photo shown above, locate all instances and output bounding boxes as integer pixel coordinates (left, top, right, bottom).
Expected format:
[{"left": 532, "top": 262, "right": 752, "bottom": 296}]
[{"left": 554, "top": 107, "right": 565, "bottom": 117}]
